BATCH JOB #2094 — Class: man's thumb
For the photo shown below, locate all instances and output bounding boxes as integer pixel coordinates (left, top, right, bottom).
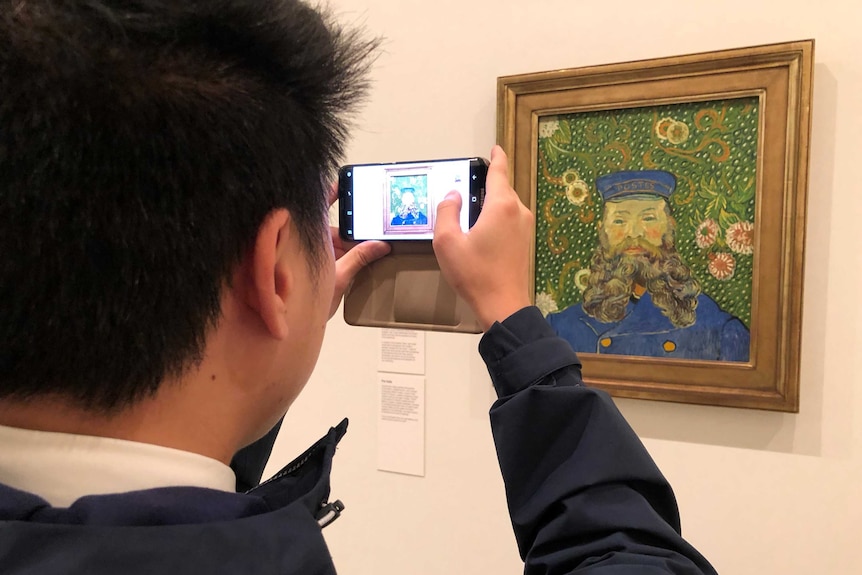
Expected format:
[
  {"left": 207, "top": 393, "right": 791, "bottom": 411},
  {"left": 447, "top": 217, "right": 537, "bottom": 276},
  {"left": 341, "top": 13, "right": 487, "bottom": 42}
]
[
  {"left": 434, "top": 191, "right": 463, "bottom": 238},
  {"left": 336, "top": 241, "right": 390, "bottom": 286}
]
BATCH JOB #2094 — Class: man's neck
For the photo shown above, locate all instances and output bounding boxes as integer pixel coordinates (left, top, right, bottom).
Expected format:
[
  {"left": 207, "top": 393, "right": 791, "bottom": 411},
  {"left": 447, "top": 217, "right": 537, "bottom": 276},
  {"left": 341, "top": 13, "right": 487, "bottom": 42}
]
[
  {"left": 0, "top": 386, "right": 241, "bottom": 465},
  {"left": 0, "top": 421, "right": 237, "bottom": 505},
  {"left": 632, "top": 283, "right": 648, "bottom": 299}
]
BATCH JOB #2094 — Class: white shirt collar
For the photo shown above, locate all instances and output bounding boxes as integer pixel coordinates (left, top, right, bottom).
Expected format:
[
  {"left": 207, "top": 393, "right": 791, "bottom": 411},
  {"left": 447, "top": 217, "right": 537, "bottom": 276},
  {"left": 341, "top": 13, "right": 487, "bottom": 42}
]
[{"left": 0, "top": 424, "right": 236, "bottom": 507}]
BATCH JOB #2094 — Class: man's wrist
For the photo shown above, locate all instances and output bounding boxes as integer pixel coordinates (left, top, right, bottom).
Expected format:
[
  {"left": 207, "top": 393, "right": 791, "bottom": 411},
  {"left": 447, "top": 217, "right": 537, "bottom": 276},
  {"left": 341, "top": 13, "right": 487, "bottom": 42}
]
[
  {"left": 477, "top": 298, "right": 533, "bottom": 331},
  {"left": 478, "top": 306, "right": 583, "bottom": 396}
]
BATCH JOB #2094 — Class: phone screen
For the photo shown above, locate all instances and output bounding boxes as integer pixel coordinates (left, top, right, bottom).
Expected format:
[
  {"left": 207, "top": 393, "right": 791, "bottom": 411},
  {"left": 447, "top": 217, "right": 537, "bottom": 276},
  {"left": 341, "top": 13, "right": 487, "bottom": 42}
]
[{"left": 339, "top": 158, "right": 485, "bottom": 241}]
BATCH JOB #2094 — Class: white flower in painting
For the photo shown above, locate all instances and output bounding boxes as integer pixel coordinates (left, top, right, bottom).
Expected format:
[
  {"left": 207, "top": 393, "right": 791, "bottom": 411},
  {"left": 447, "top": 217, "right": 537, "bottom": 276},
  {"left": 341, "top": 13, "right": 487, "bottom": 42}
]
[
  {"left": 539, "top": 117, "right": 561, "bottom": 138},
  {"left": 535, "top": 292, "right": 559, "bottom": 317},
  {"left": 726, "top": 221, "right": 755, "bottom": 255}
]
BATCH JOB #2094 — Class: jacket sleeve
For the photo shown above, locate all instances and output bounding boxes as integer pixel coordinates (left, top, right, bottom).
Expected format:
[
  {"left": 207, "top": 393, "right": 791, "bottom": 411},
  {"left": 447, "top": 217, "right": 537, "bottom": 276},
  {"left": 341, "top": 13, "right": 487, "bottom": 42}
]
[{"left": 479, "top": 307, "right": 717, "bottom": 575}]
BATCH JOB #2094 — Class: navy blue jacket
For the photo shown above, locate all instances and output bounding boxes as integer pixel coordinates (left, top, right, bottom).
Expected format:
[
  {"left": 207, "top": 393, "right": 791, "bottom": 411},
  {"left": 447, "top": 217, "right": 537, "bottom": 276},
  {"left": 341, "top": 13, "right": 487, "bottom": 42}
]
[
  {"left": 0, "top": 306, "right": 716, "bottom": 574},
  {"left": 481, "top": 307, "right": 717, "bottom": 574},
  {"left": 0, "top": 421, "right": 345, "bottom": 574}
]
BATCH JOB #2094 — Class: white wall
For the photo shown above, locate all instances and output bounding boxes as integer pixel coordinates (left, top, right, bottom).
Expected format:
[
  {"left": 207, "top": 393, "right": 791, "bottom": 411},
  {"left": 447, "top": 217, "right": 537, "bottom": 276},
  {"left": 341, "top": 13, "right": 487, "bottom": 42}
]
[{"left": 266, "top": 1, "right": 862, "bottom": 573}]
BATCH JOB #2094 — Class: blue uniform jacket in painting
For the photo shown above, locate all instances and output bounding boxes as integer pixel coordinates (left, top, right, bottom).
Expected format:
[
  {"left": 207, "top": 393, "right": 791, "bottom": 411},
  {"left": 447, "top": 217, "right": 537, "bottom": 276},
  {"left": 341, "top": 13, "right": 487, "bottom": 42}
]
[
  {"left": 0, "top": 307, "right": 715, "bottom": 574},
  {"left": 547, "top": 292, "right": 750, "bottom": 362},
  {"left": 390, "top": 211, "right": 428, "bottom": 226}
]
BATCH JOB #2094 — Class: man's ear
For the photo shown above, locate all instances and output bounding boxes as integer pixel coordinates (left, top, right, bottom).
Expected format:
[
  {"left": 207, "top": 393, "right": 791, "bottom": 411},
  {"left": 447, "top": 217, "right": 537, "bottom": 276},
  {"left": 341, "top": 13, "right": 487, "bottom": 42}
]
[{"left": 249, "top": 209, "right": 292, "bottom": 340}]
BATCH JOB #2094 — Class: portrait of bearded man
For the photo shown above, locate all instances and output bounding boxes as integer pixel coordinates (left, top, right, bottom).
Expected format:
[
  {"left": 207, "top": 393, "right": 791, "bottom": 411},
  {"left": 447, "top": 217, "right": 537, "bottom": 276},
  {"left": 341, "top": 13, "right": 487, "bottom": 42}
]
[
  {"left": 546, "top": 170, "right": 750, "bottom": 362},
  {"left": 390, "top": 188, "right": 428, "bottom": 226}
]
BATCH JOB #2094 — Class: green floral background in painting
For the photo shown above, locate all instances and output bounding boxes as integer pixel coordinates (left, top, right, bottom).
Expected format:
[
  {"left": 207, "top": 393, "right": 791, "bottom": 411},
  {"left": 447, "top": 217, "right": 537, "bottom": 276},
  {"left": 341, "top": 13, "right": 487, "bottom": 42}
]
[
  {"left": 535, "top": 97, "right": 758, "bottom": 327},
  {"left": 389, "top": 174, "right": 429, "bottom": 215}
]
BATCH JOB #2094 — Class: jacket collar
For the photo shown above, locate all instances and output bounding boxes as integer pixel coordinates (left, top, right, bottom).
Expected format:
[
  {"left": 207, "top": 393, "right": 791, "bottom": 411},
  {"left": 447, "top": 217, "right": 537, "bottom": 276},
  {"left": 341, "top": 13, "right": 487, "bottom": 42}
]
[{"left": 0, "top": 421, "right": 350, "bottom": 575}]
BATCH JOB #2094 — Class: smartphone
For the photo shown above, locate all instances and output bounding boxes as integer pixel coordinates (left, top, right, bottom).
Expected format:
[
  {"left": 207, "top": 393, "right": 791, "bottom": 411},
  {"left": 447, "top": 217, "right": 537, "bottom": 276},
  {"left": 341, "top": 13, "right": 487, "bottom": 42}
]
[{"left": 338, "top": 157, "right": 488, "bottom": 241}]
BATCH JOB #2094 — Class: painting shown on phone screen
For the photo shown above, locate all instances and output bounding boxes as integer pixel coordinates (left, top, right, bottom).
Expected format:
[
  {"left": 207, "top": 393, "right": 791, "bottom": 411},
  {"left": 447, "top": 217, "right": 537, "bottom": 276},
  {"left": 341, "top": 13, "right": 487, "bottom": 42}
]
[
  {"left": 384, "top": 171, "right": 432, "bottom": 234},
  {"left": 537, "top": 97, "right": 757, "bottom": 362}
]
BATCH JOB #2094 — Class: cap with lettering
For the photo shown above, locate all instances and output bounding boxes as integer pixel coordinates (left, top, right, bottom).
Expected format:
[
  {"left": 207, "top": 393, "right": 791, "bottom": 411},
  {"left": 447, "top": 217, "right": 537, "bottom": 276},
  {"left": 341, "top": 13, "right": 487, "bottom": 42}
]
[{"left": 595, "top": 170, "right": 676, "bottom": 202}]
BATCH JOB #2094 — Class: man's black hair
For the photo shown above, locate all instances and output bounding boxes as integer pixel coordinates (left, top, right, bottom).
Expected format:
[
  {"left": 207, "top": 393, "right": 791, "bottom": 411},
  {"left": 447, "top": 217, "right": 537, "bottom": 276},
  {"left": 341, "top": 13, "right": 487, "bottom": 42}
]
[{"left": 0, "top": 0, "right": 377, "bottom": 411}]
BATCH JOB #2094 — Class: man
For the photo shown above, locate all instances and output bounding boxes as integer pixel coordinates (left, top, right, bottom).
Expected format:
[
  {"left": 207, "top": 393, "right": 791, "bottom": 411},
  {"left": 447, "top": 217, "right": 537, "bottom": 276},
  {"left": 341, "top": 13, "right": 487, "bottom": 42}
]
[
  {"left": 0, "top": 1, "right": 389, "bottom": 570},
  {"left": 0, "top": 2, "right": 715, "bottom": 574},
  {"left": 547, "top": 170, "right": 750, "bottom": 361},
  {"left": 390, "top": 188, "right": 428, "bottom": 226}
]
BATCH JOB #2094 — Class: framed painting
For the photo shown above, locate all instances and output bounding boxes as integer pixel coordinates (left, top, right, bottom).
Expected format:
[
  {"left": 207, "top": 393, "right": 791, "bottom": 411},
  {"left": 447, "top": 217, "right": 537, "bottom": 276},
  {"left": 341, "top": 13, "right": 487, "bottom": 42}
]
[
  {"left": 383, "top": 165, "right": 434, "bottom": 234},
  {"left": 497, "top": 40, "right": 813, "bottom": 411}
]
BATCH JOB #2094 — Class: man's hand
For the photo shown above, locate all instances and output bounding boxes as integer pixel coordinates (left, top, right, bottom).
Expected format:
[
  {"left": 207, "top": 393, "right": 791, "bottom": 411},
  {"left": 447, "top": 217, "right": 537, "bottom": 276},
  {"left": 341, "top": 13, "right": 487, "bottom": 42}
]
[
  {"left": 329, "top": 229, "right": 389, "bottom": 318},
  {"left": 433, "top": 146, "right": 533, "bottom": 330},
  {"left": 327, "top": 185, "right": 390, "bottom": 318}
]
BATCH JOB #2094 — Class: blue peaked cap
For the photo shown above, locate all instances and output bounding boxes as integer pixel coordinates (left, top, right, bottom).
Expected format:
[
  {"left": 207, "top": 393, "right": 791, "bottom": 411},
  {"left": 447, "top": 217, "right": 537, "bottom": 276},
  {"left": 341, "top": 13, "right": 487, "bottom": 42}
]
[{"left": 595, "top": 170, "right": 676, "bottom": 202}]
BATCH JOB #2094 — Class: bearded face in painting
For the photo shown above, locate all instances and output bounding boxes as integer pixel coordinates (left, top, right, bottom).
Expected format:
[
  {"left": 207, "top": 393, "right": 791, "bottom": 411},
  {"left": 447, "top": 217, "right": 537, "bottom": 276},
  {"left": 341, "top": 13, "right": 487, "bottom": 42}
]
[{"left": 582, "top": 195, "right": 702, "bottom": 328}]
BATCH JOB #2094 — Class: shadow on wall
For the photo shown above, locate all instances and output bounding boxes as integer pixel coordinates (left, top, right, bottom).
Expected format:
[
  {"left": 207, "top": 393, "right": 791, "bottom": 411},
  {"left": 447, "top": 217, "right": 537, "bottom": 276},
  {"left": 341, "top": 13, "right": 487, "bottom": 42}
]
[{"left": 617, "top": 64, "right": 851, "bottom": 459}]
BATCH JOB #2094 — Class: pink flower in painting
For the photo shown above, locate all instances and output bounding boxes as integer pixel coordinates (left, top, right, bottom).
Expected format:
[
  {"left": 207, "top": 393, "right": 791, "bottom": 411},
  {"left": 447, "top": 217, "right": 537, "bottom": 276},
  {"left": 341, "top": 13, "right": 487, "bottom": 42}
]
[
  {"left": 708, "top": 252, "right": 736, "bottom": 281},
  {"left": 726, "top": 221, "right": 755, "bottom": 255},
  {"left": 695, "top": 219, "right": 719, "bottom": 249}
]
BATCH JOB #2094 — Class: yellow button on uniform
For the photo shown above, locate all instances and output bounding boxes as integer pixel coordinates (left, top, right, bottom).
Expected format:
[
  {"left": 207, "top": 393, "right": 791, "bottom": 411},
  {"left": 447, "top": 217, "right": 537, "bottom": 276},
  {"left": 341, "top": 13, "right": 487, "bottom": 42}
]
[
  {"left": 600, "top": 338, "right": 613, "bottom": 348},
  {"left": 663, "top": 341, "right": 677, "bottom": 353}
]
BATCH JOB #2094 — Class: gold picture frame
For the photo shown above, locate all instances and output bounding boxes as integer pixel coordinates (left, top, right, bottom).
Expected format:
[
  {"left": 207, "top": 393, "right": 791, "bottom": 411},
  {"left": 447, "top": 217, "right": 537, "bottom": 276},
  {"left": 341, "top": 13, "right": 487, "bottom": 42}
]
[{"left": 497, "top": 40, "right": 813, "bottom": 411}]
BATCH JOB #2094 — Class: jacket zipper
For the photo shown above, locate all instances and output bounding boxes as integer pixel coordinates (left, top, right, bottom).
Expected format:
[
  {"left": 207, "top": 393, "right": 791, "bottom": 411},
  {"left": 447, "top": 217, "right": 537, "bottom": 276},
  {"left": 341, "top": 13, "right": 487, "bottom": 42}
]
[{"left": 315, "top": 500, "right": 345, "bottom": 528}]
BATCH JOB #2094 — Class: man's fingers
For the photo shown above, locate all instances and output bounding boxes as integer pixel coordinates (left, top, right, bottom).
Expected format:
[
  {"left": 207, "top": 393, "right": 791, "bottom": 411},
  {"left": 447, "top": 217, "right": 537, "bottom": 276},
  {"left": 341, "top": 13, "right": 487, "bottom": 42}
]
[
  {"left": 329, "top": 240, "right": 390, "bottom": 317},
  {"left": 334, "top": 240, "right": 390, "bottom": 289}
]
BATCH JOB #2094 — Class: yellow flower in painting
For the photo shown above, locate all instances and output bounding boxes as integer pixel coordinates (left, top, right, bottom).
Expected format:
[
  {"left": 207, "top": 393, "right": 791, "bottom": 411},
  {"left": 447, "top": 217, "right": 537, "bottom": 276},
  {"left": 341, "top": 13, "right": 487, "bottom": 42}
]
[
  {"left": 574, "top": 269, "right": 591, "bottom": 292},
  {"left": 666, "top": 120, "right": 690, "bottom": 145},
  {"left": 655, "top": 117, "right": 674, "bottom": 141},
  {"left": 561, "top": 169, "right": 580, "bottom": 186},
  {"left": 565, "top": 180, "right": 589, "bottom": 206}
]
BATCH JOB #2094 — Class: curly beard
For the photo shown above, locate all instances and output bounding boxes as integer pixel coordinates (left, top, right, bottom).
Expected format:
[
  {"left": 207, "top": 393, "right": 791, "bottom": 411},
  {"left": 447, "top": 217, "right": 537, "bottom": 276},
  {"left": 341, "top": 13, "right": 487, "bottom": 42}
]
[
  {"left": 582, "top": 228, "right": 701, "bottom": 328},
  {"left": 398, "top": 205, "right": 420, "bottom": 218}
]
